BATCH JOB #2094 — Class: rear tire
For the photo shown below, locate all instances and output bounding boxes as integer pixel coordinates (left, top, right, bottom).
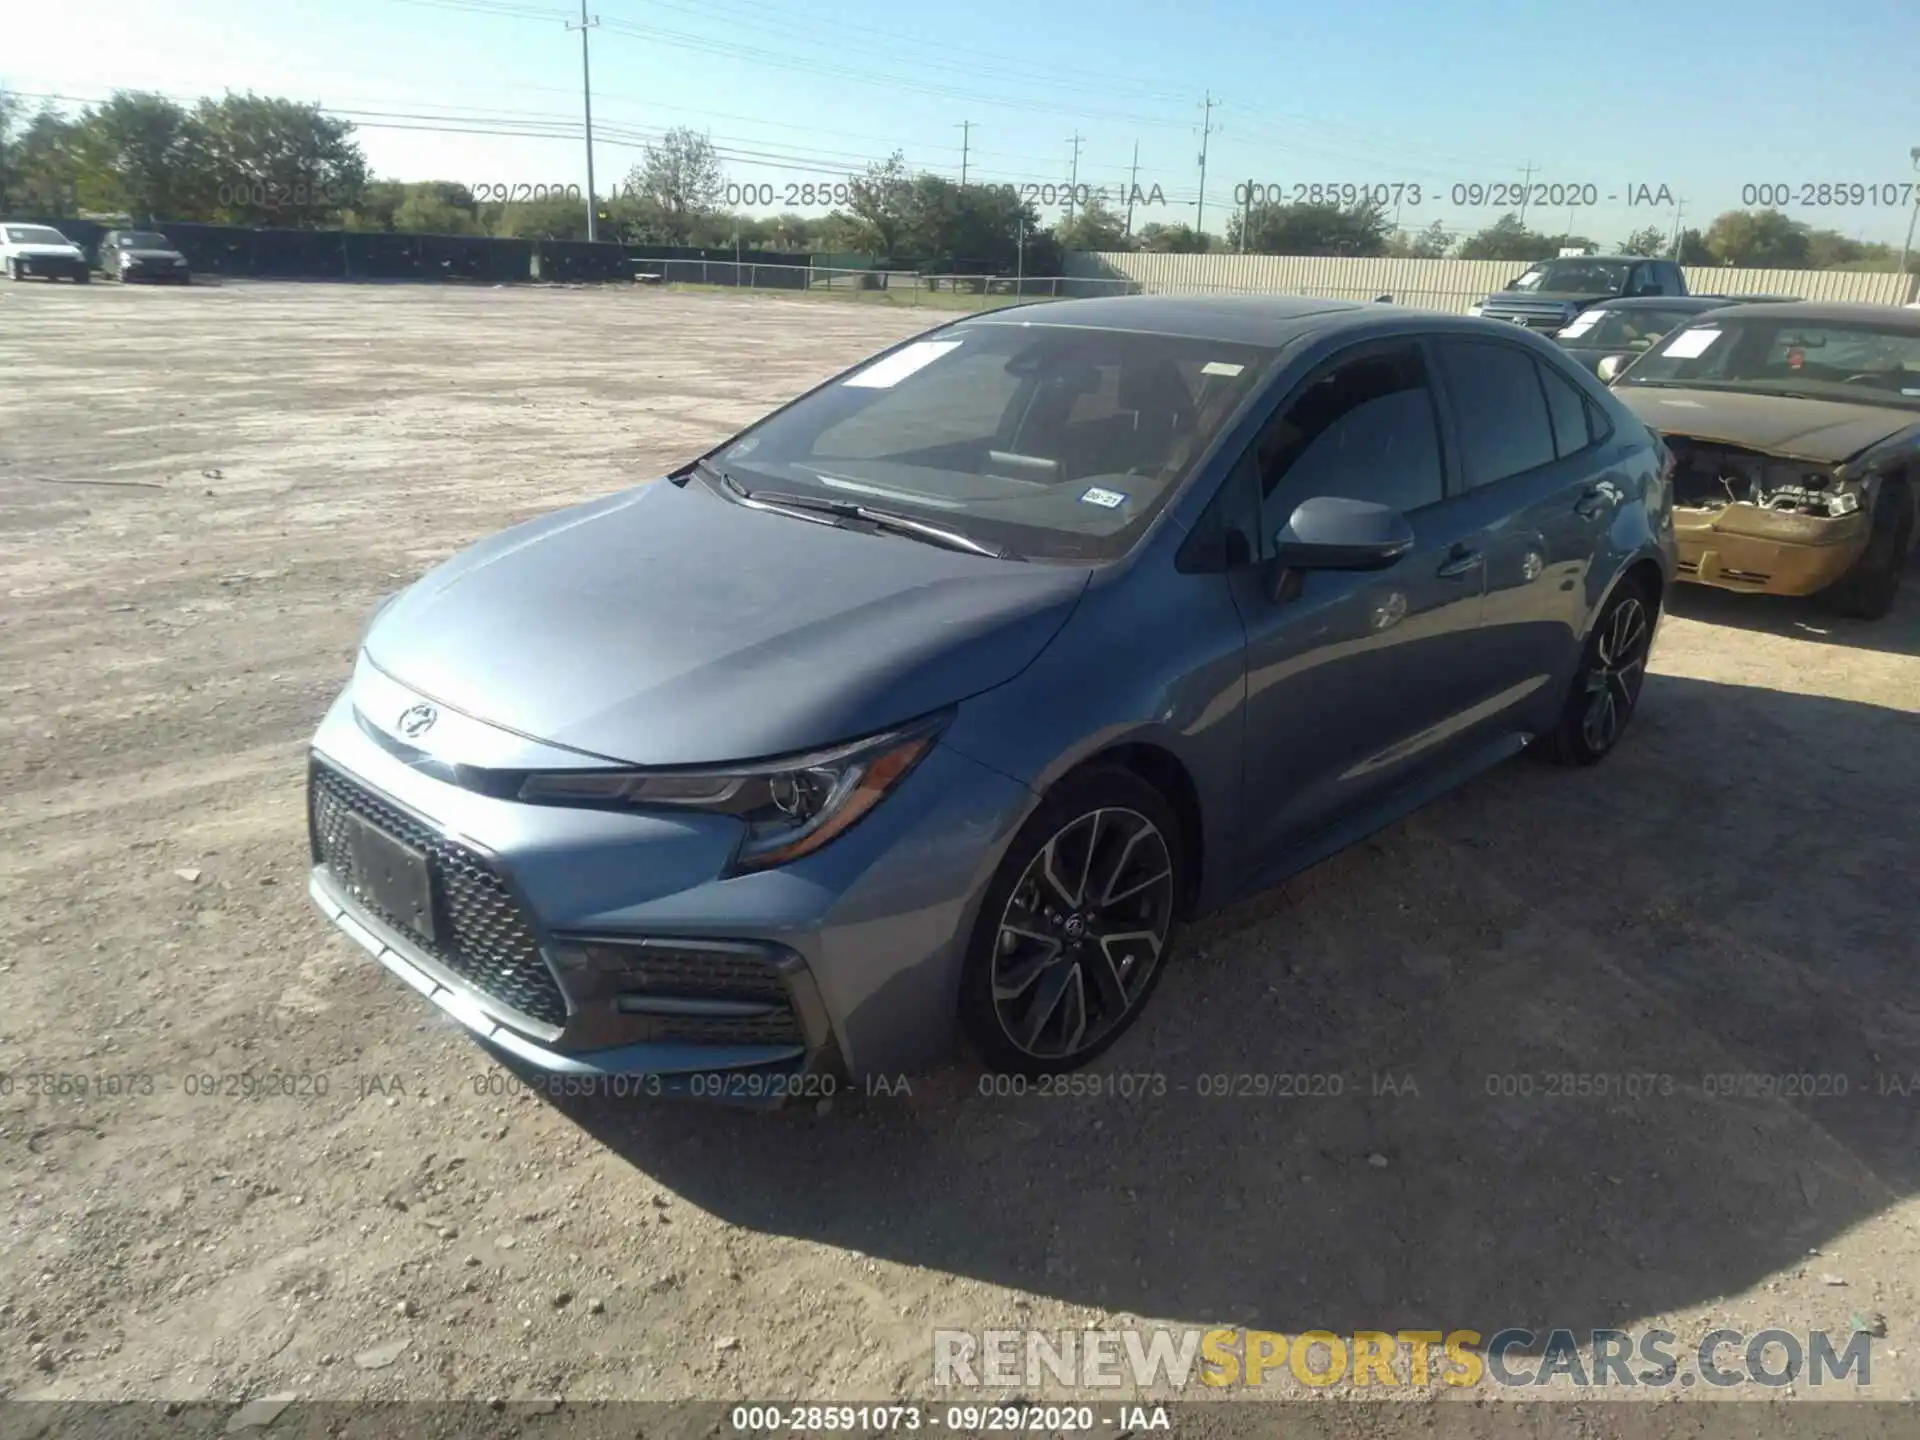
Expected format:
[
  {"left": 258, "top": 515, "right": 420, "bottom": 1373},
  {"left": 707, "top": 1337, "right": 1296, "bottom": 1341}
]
[
  {"left": 959, "top": 765, "right": 1183, "bottom": 1076},
  {"left": 1534, "top": 575, "right": 1655, "bottom": 767},
  {"left": 1817, "top": 481, "right": 1912, "bottom": 621}
]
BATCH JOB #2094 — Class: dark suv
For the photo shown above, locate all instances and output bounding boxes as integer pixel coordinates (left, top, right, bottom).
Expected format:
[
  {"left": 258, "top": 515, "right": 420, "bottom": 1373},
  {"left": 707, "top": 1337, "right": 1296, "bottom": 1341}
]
[{"left": 1476, "top": 256, "right": 1688, "bottom": 334}]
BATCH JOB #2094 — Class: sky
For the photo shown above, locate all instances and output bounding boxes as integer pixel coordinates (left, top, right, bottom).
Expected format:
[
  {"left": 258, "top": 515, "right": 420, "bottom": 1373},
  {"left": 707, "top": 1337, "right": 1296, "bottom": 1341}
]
[{"left": 7, "top": 0, "right": 1920, "bottom": 250}]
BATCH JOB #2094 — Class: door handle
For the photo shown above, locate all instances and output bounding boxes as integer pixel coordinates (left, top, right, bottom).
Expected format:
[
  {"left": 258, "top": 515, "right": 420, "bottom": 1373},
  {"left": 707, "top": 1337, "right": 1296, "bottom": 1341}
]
[{"left": 1435, "top": 548, "right": 1482, "bottom": 579}]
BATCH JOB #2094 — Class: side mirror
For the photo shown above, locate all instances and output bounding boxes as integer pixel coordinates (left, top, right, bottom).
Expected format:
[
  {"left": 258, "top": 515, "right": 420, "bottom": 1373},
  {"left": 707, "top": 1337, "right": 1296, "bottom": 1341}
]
[
  {"left": 1271, "top": 496, "right": 1415, "bottom": 587},
  {"left": 1596, "top": 353, "right": 1632, "bottom": 383}
]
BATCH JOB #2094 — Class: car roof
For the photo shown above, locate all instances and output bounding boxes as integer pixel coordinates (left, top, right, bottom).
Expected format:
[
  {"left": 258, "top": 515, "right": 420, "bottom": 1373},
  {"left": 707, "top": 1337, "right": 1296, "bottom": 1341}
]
[
  {"left": 957, "top": 292, "right": 1369, "bottom": 346},
  {"left": 1532, "top": 255, "right": 1652, "bottom": 264},
  {"left": 959, "top": 292, "right": 1673, "bottom": 351},
  {"left": 1587, "top": 295, "right": 1732, "bottom": 311},
  {"left": 1681, "top": 300, "right": 1920, "bottom": 328}
]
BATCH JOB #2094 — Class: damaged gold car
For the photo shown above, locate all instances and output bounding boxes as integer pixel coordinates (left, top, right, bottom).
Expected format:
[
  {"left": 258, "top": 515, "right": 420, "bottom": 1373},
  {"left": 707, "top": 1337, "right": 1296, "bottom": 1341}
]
[{"left": 1605, "top": 302, "right": 1919, "bottom": 619}]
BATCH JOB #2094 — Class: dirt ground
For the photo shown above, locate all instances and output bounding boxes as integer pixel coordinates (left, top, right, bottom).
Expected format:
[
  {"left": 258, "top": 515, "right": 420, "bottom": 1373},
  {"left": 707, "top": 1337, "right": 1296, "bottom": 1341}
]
[{"left": 2, "top": 282, "right": 1918, "bottom": 1422}]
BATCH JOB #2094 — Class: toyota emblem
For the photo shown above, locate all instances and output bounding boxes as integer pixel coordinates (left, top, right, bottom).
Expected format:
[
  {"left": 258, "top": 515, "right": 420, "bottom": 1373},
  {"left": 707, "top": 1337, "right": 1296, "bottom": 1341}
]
[{"left": 397, "top": 703, "right": 439, "bottom": 739}]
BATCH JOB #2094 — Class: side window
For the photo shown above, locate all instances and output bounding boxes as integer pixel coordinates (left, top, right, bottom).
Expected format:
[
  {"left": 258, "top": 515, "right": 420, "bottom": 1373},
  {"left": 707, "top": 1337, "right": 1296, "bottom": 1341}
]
[
  {"left": 1252, "top": 343, "right": 1446, "bottom": 539},
  {"left": 1537, "top": 360, "right": 1594, "bottom": 459},
  {"left": 1433, "top": 339, "right": 1558, "bottom": 488}
]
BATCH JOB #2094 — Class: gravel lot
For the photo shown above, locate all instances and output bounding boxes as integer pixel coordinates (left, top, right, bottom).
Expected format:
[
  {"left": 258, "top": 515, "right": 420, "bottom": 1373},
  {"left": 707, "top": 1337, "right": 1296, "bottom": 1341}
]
[{"left": 2, "top": 282, "right": 1918, "bottom": 1420}]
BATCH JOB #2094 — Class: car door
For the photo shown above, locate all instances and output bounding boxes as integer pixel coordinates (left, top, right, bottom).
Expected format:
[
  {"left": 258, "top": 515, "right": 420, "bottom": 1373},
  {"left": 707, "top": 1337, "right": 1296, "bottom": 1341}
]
[
  {"left": 1429, "top": 337, "right": 1615, "bottom": 722},
  {"left": 1223, "top": 338, "right": 1491, "bottom": 871}
]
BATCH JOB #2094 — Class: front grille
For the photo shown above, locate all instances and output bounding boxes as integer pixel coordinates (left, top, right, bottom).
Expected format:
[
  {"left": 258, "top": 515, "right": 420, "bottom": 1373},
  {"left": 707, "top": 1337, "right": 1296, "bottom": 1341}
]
[
  {"left": 623, "top": 1011, "right": 806, "bottom": 1046},
  {"left": 310, "top": 764, "right": 569, "bottom": 1029},
  {"left": 593, "top": 943, "right": 806, "bottom": 1048}
]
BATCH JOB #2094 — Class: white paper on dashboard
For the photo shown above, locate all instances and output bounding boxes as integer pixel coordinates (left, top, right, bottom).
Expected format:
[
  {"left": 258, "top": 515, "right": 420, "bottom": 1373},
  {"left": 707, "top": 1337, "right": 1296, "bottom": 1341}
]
[
  {"left": 843, "top": 340, "right": 964, "bottom": 388},
  {"left": 1663, "top": 329, "right": 1721, "bottom": 359}
]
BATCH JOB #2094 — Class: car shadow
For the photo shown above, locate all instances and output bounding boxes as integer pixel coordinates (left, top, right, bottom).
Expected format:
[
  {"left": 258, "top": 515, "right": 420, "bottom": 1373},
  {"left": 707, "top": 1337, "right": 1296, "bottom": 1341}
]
[
  {"left": 1664, "top": 572, "right": 1919, "bottom": 656},
  {"left": 536, "top": 672, "right": 1920, "bottom": 1344}
]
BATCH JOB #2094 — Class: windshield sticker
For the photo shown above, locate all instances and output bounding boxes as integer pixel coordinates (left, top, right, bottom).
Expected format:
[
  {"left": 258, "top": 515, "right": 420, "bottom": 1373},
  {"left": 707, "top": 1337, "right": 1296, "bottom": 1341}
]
[
  {"left": 1559, "top": 310, "right": 1604, "bottom": 337},
  {"left": 1200, "top": 361, "right": 1245, "bottom": 376},
  {"left": 843, "top": 340, "right": 963, "bottom": 389},
  {"left": 1080, "top": 487, "right": 1127, "bottom": 509},
  {"left": 1662, "top": 328, "right": 1721, "bottom": 360}
]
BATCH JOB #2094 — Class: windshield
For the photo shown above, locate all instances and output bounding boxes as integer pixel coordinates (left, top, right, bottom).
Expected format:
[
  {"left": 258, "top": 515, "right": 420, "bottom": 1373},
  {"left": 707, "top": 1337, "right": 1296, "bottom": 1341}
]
[
  {"left": 1558, "top": 305, "right": 1701, "bottom": 352},
  {"left": 1510, "top": 260, "right": 1635, "bottom": 294},
  {"left": 3, "top": 226, "right": 73, "bottom": 246},
  {"left": 116, "top": 232, "right": 172, "bottom": 248},
  {"left": 1619, "top": 317, "right": 1920, "bottom": 408},
  {"left": 706, "top": 321, "right": 1277, "bottom": 562}
]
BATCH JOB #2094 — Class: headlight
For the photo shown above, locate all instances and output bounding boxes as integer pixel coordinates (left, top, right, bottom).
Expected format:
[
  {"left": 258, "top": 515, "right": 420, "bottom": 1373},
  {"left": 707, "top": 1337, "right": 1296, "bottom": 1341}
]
[
  {"left": 1467, "top": 304, "right": 1483, "bottom": 317},
  {"left": 516, "top": 714, "right": 948, "bottom": 871}
]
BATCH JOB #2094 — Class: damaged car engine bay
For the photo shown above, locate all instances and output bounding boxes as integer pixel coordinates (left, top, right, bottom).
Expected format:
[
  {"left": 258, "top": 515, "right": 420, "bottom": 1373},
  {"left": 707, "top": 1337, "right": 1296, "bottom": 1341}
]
[{"left": 1666, "top": 439, "right": 1864, "bottom": 518}]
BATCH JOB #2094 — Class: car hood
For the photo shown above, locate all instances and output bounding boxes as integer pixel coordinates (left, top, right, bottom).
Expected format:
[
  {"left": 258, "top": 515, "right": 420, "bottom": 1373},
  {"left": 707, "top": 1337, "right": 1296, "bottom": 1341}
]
[
  {"left": 121, "top": 248, "right": 185, "bottom": 260},
  {"left": 1613, "top": 387, "right": 1918, "bottom": 463},
  {"left": 1483, "top": 289, "right": 1614, "bottom": 307},
  {"left": 7, "top": 243, "right": 83, "bottom": 258},
  {"left": 365, "top": 476, "right": 1093, "bottom": 766}
]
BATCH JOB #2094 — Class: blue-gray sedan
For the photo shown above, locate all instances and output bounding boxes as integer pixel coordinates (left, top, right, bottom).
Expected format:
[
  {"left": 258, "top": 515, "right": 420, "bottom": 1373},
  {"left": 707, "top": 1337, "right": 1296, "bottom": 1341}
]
[{"left": 306, "top": 294, "right": 1676, "bottom": 1087}]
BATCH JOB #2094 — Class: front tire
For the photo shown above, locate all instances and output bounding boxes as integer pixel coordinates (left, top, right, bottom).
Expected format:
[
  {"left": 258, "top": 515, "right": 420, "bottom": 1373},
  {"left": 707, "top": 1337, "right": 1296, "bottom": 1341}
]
[
  {"left": 1817, "top": 481, "right": 1912, "bottom": 621},
  {"left": 1534, "top": 575, "right": 1654, "bottom": 766},
  {"left": 959, "top": 765, "right": 1183, "bottom": 1076}
]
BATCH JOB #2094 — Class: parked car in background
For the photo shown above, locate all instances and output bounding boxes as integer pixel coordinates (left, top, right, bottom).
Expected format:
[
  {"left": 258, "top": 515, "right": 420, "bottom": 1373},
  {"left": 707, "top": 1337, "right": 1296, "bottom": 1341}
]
[
  {"left": 98, "top": 229, "right": 192, "bottom": 284},
  {"left": 1612, "top": 302, "right": 1920, "bottom": 618},
  {"left": 1, "top": 224, "right": 90, "bottom": 282},
  {"left": 1560, "top": 295, "right": 1806, "bottom": 378},
  {"left": 306, "top": 294, "right": 1674, "bottom": 1090},
  {"left": 1472, "top": 255, "right": 1688, "bottom": 333},
  {"left": 1557, "top": 297, "right": 1743, "bottom": 376}
]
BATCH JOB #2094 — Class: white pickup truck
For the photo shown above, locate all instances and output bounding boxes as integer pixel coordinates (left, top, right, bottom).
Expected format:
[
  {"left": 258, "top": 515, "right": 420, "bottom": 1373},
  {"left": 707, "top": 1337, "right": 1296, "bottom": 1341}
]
[{"left": 1, "top": 223, "right": 92, "bottom": 282}]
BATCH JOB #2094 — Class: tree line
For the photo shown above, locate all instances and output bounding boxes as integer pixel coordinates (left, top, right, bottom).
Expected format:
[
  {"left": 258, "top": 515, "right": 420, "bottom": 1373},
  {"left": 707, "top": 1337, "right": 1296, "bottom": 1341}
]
[{"left": 2, "top": 87, "right": 1908, "bottom": 273}]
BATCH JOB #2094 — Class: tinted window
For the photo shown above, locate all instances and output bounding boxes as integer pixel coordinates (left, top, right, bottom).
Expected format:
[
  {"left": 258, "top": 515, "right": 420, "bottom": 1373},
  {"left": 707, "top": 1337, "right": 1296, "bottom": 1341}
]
[
  {"left": 1435, "top": 340, "right": 1558, "bottom": 487},
  {"left": 1537, "top": 361, "right": 1594, "bottom": 458},
  {"left": 1254, "top": 344, "right": 1445, "bottom": 534}
]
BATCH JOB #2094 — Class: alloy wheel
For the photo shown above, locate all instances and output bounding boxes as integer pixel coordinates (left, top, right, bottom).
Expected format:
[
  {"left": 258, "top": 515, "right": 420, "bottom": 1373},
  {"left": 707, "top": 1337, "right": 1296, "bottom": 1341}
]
[
  {"left": 1581, "top": 595, "right": 1650, "bottom": 754},
  {"left": 990, "top": 807, "right": 1175, "bottom": 1061}
]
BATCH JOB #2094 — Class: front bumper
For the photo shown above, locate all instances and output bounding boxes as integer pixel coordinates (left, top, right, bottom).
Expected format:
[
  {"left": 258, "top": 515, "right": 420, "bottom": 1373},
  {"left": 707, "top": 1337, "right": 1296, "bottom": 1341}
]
[
  {"left": 1672, "top": 504, "right": 1870, "bottom": 596},
  {"left": 121, "top": 262, "right": 191, "bottom": 282},
  {"left": 11, "top": 254, "right": 88, "bottom": 279},
  {"left": 304, "top": 668, "right": 1035, "bottom": 1086}
]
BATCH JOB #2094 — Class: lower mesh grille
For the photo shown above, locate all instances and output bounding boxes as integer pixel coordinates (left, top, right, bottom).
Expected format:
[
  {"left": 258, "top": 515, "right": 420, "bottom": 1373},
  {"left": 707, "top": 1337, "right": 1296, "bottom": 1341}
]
[
  {"left": 591, "top": 943, "right": 806, "bottom": 1047},
  {"left": 309, "top": 763, "right": 568, "bottom": 1029}
]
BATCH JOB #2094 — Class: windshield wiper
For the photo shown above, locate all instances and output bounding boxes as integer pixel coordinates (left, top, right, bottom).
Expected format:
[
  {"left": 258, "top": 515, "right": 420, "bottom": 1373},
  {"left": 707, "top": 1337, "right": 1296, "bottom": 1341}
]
[{"left": 732, "top": 484, "right": 1018, "bottom": 560}]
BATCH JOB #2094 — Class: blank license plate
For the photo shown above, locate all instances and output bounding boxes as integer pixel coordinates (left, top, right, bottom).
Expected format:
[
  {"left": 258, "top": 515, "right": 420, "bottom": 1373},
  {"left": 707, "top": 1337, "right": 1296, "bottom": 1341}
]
[{"left": 344, "top": 814, "right": 438, "bottom": 942}]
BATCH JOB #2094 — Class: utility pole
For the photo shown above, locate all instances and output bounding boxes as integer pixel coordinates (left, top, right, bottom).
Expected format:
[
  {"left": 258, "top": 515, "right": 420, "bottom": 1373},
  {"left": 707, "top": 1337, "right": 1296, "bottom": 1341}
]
[
  {"left": 1195, "top": 92, "right": 1218, "bottom": 237},
  {"left": 566, "top": 0, "right": 601, "bottom": 242},
  {"left": 1899, "top": 147, "right": 1920, "bottom": 291},
  {"left": 1239, "top": 179, "right": 1252, "bottom": 253},
  {"left": 1515, "top": 158, "right": 1537, "bottom": 229},
  {"left": 1124, "top": 139, "right": 1140, "bottom": 237},
  {"left": 1667, "top": 198, "right": 1688, "bottom": 259},
  {"left": 956, "top": 120, "right": 973, "bottom": 188},
  {"left": 1066, "top": 132, "right": 1084, "bottom": 221}
]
